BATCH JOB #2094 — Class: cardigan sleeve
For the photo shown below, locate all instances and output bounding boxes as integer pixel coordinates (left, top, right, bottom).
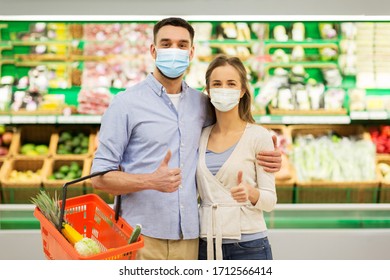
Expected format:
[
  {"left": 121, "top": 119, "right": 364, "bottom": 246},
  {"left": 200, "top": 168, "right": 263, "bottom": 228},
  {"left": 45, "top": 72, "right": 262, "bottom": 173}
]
[{"left": 252, "top": 127, "right": 277, "bottom": 212}]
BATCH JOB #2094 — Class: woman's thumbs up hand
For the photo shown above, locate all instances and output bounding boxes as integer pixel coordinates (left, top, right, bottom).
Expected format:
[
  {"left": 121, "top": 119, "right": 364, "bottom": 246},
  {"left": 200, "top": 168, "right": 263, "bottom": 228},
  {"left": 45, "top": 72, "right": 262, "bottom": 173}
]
[{"left": 230, "top": 171, "right": 250, "bottom": 203}]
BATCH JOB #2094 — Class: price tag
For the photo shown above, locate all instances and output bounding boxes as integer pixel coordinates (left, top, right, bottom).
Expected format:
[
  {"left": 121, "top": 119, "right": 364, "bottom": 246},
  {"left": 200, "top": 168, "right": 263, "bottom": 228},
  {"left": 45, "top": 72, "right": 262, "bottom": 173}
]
[
  {"left": 368, "top": 111, "right": 388, "bottom": 120},
  {"left": 57, "top": 115, "right": 79, "bottom": 123},
  {"left": 36, "top": 115, "right": 57, "bottom": 123},
  {"left": 11, "top": 115, "right": 38, "bottom": 124},
  {"left": 282, "top": 116, "right": 350, "bottom": 124},
  {"left": 258, "top": 116, "right": 272, "bottom": 124},
  {"left": 350, "top": 111, "right": 369, "bottom": 120},
  {"left": 79, "top": 115, "right": 102, "bottom": 123},
  {"left": 0, "top": 115, "right": 11, "bottom": 124}
]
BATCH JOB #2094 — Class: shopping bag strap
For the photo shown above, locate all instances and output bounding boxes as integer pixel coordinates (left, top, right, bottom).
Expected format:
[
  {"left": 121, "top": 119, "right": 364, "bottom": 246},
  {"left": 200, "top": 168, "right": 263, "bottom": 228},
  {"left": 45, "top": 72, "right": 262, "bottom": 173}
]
[{"left": 57, "top": 169, "right": 118, "bottom": 232}]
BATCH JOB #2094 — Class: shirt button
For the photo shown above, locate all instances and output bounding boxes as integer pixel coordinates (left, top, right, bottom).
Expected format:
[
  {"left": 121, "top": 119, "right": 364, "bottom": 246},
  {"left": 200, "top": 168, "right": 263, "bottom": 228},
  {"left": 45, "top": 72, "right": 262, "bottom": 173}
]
[
  {"left": 180, "top": 142, "right": 184, "bottom": 147},
  {"left": 179, "top": 184, "right": 183, "bottom": 189},
  {"left": 180, "top": 204, "right": 184, "bottom": 209},
  {"left": 180, "top": 163, "right": 184, "bottom": 168}
]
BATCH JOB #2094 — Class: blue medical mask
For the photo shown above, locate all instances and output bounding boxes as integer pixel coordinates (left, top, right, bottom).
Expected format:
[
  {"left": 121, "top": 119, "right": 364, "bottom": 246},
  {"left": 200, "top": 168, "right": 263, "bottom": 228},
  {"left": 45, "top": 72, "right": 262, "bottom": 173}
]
[{"left": 155, "top": 48, "right": 190, "bottom": 78}]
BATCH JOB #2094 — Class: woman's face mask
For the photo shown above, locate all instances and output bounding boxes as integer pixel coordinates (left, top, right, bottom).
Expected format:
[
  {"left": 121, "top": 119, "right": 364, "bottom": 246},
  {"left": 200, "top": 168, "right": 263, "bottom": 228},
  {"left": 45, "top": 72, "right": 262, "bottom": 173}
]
[
  {"left": 155, "top": 48, "right": 190, "bottom": 78},
  {"left": 209, "top": 88, "right": 241, "bottom": 112}
]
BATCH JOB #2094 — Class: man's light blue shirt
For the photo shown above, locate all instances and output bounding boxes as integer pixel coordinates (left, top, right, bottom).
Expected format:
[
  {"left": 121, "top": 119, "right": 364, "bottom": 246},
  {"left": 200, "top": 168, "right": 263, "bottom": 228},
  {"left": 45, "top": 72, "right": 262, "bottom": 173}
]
[{"left": 92, "top": 73, "right": 211, "bottom": 240}]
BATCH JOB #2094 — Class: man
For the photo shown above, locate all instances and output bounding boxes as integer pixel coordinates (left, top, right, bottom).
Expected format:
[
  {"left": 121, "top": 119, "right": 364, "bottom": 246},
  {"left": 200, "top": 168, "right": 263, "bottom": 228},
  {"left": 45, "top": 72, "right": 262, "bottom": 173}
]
[{"left": 91, "top": 17, "right": 281, "bottom": 260}]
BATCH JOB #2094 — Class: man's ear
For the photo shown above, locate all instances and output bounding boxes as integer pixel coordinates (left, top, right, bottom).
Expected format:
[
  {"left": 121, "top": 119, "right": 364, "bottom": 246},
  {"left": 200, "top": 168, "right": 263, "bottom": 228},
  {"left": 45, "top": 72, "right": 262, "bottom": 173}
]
[
  {"left": 150, "top": 44, "right": 157, "bottom": 59},
  {"left": 189, "top": 45, "right": 195, "bottom": 61}
]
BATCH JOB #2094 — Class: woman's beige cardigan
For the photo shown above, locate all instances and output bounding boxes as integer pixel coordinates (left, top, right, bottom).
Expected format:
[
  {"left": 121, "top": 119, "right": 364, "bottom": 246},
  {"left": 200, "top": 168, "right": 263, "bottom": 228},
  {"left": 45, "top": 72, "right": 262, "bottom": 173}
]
[{"left": 196, "top": 123, "right": 277, "bottom": 260}]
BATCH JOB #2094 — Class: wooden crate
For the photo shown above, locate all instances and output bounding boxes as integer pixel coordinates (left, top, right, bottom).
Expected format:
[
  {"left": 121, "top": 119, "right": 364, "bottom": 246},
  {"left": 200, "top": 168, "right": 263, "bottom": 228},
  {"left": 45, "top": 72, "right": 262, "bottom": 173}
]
[
  {"left": 378, "top": 156, "right": 390, "bottom": 203},
  {"left": 289, "top": 124, "right": 369, "bottom": 140},
  {"left": 290, "top": 124, "right": 379, "bottom": 203},
  {"left": 276, "top": 174, "right": 295, "bottom": 203},
  {"left": 295, "top": 181, "right": 379, "bottom": 203},
  {"left": 0, "top": 158, "right": 44, "bottom": 203},
  {"left": 268, "top": 104, "right": 347, "bottom": 116},
  {"left": 42, "top": 156, "right": 91, "bottom": 200},
  {"left": 0, "top": 159, "right": 4, "bottom": 203},
  {"left": 0, "top": 126, "right": 19, "bottom": 160},
  {"left": 12, "top": 125, "right": 56, "bottom": 159},
  {"left": 50, "top": 125, "right": 96, "bottom": 159}
]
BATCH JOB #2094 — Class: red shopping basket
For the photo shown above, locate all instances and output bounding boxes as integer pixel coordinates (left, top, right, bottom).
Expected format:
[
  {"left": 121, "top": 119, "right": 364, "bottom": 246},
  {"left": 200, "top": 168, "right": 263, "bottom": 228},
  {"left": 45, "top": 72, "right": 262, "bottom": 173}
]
[{"left": 34, "top": 170, "right": 144, "bottom": 260}]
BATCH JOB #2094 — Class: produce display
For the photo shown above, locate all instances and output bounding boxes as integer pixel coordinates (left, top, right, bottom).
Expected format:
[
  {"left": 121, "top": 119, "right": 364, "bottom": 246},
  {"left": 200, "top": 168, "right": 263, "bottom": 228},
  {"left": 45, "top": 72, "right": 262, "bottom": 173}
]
[
  {"left": 20, "top": 143, "right": 49, "bottom": 156},
  {"left": 378, "top": 162, "right": 390, "bottom": 182},
  {"left": 368, "top": 125, "right": 390, "bottom": 154},
  {"left": 291, "top": 132, "right": 377, "bottom": 182},
  {"left": 0, "top": 20, "right": 389, "bottom": 206},
  {"left": 256, "top": 66, "right": 346, "bottom": 113},
  {"left": 0, "top": 125, "right": 14, "bottom": 156},
  {"left": 8, "top": 169, "right": 42, "bottom": 182},
  {"left": 1, "top": 20, "right": 389, "bottom": 117},
  {"left": 48, "top": 161, "right": 83, "bottom": 180},
  {"left": 56, "top": 131, "right": 89, "bottom": 155}
]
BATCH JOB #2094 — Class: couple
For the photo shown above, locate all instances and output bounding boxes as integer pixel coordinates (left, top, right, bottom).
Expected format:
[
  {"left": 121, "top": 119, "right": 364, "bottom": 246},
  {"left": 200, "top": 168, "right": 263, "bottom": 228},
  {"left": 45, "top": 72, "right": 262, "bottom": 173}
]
[{"left": 91, "top": 17, "right": 280, "bottom": 260}]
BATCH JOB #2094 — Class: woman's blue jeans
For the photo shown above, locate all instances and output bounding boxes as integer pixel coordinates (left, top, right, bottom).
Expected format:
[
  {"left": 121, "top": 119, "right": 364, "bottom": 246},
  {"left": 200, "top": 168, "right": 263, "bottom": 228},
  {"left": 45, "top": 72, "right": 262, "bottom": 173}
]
[{"left": 198, "top": 237, "right": 273, "bottom": 260}]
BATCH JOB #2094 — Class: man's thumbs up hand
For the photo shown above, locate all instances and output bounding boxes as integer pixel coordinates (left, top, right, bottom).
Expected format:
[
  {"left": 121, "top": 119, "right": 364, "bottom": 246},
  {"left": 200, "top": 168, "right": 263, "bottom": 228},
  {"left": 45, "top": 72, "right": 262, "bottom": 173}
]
[{"left": 149, "top": 150, "right": 182, "bottom": 192}]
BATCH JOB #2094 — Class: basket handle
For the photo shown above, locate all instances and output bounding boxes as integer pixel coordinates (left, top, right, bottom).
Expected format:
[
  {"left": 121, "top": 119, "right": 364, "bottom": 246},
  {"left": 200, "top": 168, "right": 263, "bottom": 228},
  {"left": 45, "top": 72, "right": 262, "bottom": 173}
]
[{"left": 57, "top": 169, "right": 118, "bottom": 232}]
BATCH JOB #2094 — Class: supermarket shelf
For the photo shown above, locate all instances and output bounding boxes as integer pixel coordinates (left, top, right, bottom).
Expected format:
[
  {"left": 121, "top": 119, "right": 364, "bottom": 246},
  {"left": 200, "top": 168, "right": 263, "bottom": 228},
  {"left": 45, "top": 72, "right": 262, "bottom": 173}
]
[
  {"left": 264, "top": 39, "right": 340, "bottom": 45},
  {"left": 350, "top": 111, "right": 390, "bottom": 120},
  {"left": 0, "top": 114, "right": 388, "bottom": 125},
  {"left": 2, "top": 203, "right": 390, "bottom": 230},
  {"left": 0, "top": 114, "right": 102, "bottom": 124},
  {"left": 254, "top": 115, "right": 352, "bottom": 124}
]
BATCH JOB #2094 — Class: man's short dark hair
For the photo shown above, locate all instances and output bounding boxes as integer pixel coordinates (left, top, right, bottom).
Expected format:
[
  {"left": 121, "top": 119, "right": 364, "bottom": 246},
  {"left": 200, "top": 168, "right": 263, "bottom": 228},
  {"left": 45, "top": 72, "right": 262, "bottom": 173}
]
[{"left": 153, "top": 17, "right": 195, "bottom": 44}]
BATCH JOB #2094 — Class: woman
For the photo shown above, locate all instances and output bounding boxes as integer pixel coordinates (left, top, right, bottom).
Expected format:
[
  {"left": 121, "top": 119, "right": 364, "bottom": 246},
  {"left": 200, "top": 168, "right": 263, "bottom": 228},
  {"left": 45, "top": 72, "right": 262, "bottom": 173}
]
[{"left": 197, "top": 55, "right": 277, "bottom": 260}]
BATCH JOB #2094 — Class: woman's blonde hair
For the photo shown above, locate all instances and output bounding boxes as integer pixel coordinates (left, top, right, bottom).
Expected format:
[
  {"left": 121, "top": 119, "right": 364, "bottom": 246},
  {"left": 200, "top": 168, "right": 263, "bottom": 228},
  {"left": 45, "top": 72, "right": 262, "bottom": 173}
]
[{"left": 205, "top": 54, "right": 255, "bottom": 123}]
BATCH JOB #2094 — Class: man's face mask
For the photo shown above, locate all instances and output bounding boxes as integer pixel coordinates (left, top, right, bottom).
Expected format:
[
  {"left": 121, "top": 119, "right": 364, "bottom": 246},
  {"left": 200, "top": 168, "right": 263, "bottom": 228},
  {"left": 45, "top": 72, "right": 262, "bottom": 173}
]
[
  {"left": 155, "top": 48, "right": 190, "bottom": 78},
  {"left": 209, "top": 88, "right": 241, "bottom": 112}
]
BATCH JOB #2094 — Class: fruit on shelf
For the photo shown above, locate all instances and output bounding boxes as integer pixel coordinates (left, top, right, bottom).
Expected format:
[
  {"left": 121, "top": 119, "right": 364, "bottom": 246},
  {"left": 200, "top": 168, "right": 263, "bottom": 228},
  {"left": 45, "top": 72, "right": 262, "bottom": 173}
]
[
  {"left": 378, "top": 162, "right": 390, "bottom": 182},
  {"left": 48, "top": 161, "right": 82, "bottom": 180},
  {"left": 57, "top": 131, "right": 89, "bottom": 155},
  {"left": 20, "top": 143, "right": 49, "bottom": 156},
  {"left": 8, "top": 169, "right": 42, "bottom": 182},
  {"left": 369, "top": 126, "right": 390, "bottom": 154},
  {"left": 0, "top": 125, "right": 14, "bottom": 156}
]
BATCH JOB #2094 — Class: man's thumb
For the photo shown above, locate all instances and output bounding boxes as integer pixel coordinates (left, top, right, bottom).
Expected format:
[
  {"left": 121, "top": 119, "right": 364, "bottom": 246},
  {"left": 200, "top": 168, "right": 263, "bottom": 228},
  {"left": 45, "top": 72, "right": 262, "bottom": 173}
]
[
  {"left": 237, "top": 171, "right": 243, "bottom": 184},
  {"left": 272, "top": 134, "right": 278, "bottom": 150},
  {"left": 160, "top": 150, "right": 171, "bottom": 167}
]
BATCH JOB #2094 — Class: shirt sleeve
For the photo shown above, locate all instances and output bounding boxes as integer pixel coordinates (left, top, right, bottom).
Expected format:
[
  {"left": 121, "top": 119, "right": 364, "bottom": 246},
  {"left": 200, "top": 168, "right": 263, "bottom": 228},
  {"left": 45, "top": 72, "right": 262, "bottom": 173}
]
[
  {"left": 91, "top": 93, "right": 133, "bottom": 173},
  {"left": 202, "top": 93, "right": 216, "bottom": 127},
  {"left": 253, "top": 127, "right": 277, "bottom": 212}
]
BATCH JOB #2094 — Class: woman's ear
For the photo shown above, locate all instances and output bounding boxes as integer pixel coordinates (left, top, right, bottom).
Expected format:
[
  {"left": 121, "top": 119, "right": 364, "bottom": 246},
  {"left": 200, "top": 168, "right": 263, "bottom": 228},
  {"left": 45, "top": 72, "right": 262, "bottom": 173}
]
[
  {"left": 240, "top": 89, "right": 246, "bottom": 98},
  {"left": 205, "top": 87, "right": 211, "bottom": 97}
]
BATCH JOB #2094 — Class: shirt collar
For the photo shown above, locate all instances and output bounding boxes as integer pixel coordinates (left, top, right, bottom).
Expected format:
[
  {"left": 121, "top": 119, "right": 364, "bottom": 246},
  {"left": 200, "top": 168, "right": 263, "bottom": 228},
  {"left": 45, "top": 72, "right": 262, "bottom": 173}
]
[{"left": 146, "top": 73, "right": 189, "bottom": 97}]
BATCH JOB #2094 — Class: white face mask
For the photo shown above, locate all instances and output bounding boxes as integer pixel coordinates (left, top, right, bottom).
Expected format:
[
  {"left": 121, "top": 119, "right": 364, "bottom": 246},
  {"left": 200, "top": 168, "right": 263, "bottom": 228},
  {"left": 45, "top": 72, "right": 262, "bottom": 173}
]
[{"left": 209, "top": 88, "right": 241, "bottom": 112}]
